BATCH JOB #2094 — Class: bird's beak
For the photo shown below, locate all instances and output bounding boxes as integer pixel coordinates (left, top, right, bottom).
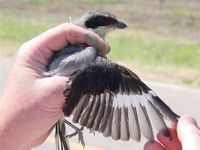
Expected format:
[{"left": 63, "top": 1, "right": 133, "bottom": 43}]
[{"left": 114, "top": 20, "right": 127, "bottom": 29}]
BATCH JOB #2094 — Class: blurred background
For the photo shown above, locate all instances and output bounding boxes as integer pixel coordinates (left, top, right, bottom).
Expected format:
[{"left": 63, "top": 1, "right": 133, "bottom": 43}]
[{"left": 0, "top": 0, "right": 200, "bottom": 150}]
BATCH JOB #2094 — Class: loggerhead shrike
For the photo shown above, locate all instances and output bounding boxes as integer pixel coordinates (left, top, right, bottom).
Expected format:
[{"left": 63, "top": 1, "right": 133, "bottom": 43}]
[{"left": 45, "top": 9, "right": 179, "bottom": 150}]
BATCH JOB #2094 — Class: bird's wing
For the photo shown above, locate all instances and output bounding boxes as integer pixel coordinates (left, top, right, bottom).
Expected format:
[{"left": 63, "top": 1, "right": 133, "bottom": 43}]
[{"left": 63, "top": 62, "right": 179, "bottom": 141}]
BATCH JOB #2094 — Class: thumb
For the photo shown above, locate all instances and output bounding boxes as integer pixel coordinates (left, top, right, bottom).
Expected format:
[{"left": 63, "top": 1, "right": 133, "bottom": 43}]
[{"left": 177, "top": 116, "right": 200, "bottom": 150}]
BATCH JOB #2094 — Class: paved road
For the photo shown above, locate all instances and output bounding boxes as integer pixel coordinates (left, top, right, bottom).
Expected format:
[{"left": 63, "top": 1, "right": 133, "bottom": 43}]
[{"left": 1, "top": 57, "right": 200, "bottom": 150}]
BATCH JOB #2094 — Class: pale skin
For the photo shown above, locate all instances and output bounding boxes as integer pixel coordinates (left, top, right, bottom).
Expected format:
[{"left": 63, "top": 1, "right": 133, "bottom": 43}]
[
  {"left": 145, "top": 116, "right": 200, "bottom": 150},
  {"left": 0, "top": 23, "right": 200, "bottom": 150}
]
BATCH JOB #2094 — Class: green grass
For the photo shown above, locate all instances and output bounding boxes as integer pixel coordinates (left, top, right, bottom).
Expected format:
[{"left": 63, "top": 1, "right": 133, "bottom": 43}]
[
  {"left": 0, "top": 14, "right": 50, "bottom": 55},
  {"left": 166, "top": 7, "right": 193, "bottom": 18},
  {"left": 0, "top": 17, "right": 48, "bottom": 43},
  {"left": 108, "top": 30, "right": 200, "bottom": 69},
  {"left": 1, "top": 13, "right": 200, "bottom": 69}
]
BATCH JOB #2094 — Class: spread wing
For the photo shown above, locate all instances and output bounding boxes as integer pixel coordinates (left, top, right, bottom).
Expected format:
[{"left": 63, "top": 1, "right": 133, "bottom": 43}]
[{"left": 63, "top": 61, "right": 179, "bottom": 141}]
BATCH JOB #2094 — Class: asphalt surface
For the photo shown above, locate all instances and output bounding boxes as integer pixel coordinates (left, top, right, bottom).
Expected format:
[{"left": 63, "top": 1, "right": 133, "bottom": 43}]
[{"left": 1, "top": 57, "right": 200, "bottom": 150}]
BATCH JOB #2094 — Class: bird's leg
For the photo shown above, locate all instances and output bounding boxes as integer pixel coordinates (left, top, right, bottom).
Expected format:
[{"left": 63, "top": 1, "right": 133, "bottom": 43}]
[
  {"left": 66, "top": 127, "right": 84, "bottom": 138},
  {"left": 55, "top": 120, "right": 70, "bottom": 150},
  {"left": 63, "top": 119, "right": 85, "bottom": 147}
]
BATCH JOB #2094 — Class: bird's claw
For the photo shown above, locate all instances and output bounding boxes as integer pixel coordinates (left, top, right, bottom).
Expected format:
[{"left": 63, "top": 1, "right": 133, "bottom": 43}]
[
  {"left": 65, "top": 132, "right": 77, "bottom": 138},
  {"left": 65, "top": 127, "right": 85, "bottom": 148},
  {"left": 78, "top": 132, "right": 85, "bottom": 148}
]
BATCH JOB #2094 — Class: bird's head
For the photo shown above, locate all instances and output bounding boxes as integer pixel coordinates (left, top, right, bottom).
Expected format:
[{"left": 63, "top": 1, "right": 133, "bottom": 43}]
[{"left": 72, "top": 9, "right": 127, "bottom": 39}]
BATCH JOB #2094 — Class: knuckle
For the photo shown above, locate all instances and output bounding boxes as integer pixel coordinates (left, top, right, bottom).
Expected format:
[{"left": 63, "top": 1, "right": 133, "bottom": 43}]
[{"left": 18, "top": 41, "right": 31, "bottom": 57}]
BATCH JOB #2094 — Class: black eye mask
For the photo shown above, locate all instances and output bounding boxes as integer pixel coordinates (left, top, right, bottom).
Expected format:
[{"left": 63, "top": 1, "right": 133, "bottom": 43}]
[{"left": 85, "top": 15, "right": 117, "bottom": 29}]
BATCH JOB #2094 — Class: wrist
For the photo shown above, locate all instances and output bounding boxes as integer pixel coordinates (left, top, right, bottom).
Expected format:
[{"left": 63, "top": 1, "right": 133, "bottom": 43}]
[{"left": 0, "top": 96, "right": 36, "bottom": 150}]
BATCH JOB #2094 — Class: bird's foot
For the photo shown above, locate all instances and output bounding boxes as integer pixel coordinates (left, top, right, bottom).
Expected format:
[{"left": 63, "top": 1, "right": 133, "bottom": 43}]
[
  {"left": 63, "top": 120, "right": 85, "bottom": 147},
  {"left": 66, "top": 128, "right": 85, "bottom": 147},
  {"left": 78, "top": 129, "right": 85, "bottom": 148}
]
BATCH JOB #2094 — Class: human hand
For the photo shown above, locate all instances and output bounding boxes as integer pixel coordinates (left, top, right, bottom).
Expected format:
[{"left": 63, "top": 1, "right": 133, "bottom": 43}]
[
  {"left": 144, "top": 116, "right": 200, "bottom": 150},
  {"left": 0, "top": 23, "right": 109, "bottom": 150}
]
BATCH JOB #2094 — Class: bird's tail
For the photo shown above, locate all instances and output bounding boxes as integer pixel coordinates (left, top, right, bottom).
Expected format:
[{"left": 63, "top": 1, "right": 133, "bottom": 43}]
[{"left": 55, "top": 118, "right": 70, "bottom": 150}]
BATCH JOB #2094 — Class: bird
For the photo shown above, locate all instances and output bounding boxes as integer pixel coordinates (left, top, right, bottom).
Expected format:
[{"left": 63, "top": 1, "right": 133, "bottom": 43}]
[{"left": 45, "top": 9, "right": 179, "bottom": 150}]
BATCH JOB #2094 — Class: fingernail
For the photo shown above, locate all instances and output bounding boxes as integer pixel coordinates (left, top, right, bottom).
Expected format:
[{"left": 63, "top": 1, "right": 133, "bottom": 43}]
[
  {"left": 160, "top": 128, "right": 172, "bottom": 141},
  {"left": 161, "top": 128, "right": 171, "bottom": 137}
]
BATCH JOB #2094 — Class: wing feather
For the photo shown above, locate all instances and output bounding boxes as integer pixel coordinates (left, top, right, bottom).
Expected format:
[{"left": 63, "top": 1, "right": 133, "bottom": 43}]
[
  {"left": 79, "top": 96, "right": 95, "bottom": 126},
  {"left": 137, "top": 103, "right": 154, "bottom": 141},
  {"left": 103, "top": 107, "right": 114, "bottom": 137},
  {"left": 128, "top": 105, "right": 141, "bottom": 141},
  {"left": 92, "top": 93, "right": 106, "bottom": 131},
  {"left": 99, "top": 93, "right": 113, "bottom": 132},
  {"left": 111, "top": 107, "right": 121, "bottom": 140},
  {"left": 120, "top": 107, "right": 130, "bottom": 141},
  {"left": 72, "top": 95, "right": 90, "bottom": 123},
  {"left": 152, "top": 95, "right": 179, "bottom": 121},
  {"left": 86, "top": 95, "right": 101, "bottom": 128},
  {"left": 146, "top": 97, "right": 169, "bottom": 135}
]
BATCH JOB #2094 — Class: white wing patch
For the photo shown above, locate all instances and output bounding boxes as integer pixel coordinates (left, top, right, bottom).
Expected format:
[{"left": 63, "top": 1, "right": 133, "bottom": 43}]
[{"left": 112, "top": 92, "right": 153, "bottom": 108}]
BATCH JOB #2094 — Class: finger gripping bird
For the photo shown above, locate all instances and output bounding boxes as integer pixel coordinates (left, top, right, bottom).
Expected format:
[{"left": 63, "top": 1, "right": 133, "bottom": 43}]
[{"left": 45, "top": 9, "right": 179, "bottom": 150}]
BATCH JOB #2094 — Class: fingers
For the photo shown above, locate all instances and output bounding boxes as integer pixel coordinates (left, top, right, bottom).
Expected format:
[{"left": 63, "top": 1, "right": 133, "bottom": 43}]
[
  {"left": 157, "top": 128, "right": 182, "bottom": 150},
  {"left": 36, "top": 23, "right": 110, "bottom": 53},
  {"left": 144, "top": 128, "right": 181, "bottom": 150},
  {"left": 144, "top": 141, "right": 166, "bottom": 150},
  {"left": 145, "top": 116, "right": 200, "bottom": 150},
  {"left": 177, "top": 116, "right": 200, "bottom": 150},
  {"left": 18, "top": 23, "right": 110, "bottom": 65},
  {"left": 84, "top": 31, "right": 110, "bottom": 55}
]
